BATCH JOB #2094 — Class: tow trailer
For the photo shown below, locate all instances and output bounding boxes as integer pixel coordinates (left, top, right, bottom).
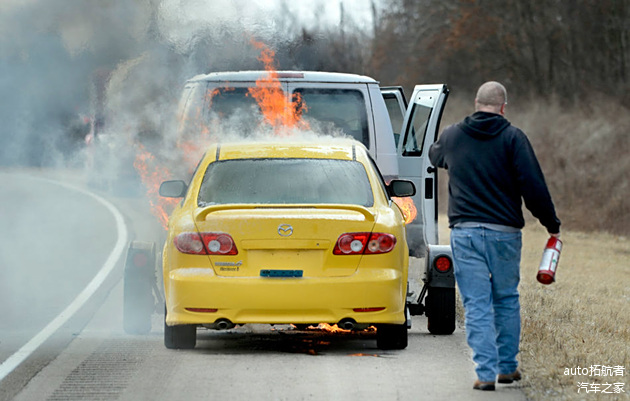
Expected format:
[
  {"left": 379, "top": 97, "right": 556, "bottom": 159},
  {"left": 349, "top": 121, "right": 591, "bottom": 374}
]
[{"left": 407, "top": 244, "right": 456, "bottom": 335}]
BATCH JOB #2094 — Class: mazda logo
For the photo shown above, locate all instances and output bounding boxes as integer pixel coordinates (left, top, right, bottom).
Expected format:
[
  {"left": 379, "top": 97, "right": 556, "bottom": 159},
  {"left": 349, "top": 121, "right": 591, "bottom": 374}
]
[{"left": 278, "top": 224, "right": 293, "bottom": 237}]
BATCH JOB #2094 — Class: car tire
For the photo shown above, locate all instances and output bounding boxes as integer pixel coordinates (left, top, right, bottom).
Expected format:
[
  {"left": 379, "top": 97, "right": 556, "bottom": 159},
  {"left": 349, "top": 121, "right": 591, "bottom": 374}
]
[
  {"left": 376, "top": 323, "right": 408, "bottom": 350},
  {"left": 426, "top": 286, "right": 456, "bottom": 335},
  {"left": 122, "top": 247, "right": 154, "bottom": 335},
  {"left": 164, "top": 307, "right": 196, "bottom": 349}
]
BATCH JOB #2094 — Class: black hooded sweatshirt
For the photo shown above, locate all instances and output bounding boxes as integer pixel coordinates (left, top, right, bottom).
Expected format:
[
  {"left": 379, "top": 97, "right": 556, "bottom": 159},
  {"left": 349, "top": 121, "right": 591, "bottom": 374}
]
[{"left": 429, "top": 111, "right": 561, "bottom": 233}]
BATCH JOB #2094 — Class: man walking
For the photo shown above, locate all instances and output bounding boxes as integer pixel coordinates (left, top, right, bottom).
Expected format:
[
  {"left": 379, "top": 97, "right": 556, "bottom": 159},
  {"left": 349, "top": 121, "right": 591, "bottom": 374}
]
[{"left": 429, "top": 81, "right": 561, "bottom": 391}]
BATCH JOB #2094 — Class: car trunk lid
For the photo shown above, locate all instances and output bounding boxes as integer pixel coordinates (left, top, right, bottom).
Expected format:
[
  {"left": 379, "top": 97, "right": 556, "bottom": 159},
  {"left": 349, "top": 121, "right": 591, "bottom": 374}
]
[{"left": 193, "top": 205, "right": 376, "bottom": 277}]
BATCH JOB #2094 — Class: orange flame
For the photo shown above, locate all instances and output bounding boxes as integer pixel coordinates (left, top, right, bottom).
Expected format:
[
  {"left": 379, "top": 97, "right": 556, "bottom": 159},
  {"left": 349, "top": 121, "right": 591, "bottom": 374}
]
[
  {"left": 392, "top": 197, "right": 418, "bottom": 225},
  {"left": 316, "top": 323, "right": 351, "bottom": 333},
  {"left": 133, "top": 144, "right": 179, "bottom": 229},
  {"left": 134, "top": 40, "right": 309, "bottom": 229},
  {"left": 248, "top": 40, "right": 308, "bottom": 133}
]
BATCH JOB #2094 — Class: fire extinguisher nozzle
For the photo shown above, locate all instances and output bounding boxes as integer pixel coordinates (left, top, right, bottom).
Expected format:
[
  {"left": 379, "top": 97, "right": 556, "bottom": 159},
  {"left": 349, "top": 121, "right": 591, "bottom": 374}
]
[{"left": 536, "top": 272, "right": 554, "bottom": 285}]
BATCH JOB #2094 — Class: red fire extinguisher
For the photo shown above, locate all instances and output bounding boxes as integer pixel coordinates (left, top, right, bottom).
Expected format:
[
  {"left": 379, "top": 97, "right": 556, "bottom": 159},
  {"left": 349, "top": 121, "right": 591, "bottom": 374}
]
[{"left": 537, "top": 236, "right": 563, "bottom": 284}]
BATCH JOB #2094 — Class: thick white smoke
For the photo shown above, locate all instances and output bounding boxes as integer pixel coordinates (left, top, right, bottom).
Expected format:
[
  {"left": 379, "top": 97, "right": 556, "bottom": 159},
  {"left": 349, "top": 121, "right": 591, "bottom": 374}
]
[{"left": 0, "top": 0, "right": 298, "bottom": 169}]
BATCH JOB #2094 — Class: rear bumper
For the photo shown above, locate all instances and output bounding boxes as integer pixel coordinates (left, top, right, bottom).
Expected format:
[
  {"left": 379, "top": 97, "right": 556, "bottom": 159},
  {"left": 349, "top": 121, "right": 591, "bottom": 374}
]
[{"left": 165, "top": 267, "right": 406, "bottom": 326}]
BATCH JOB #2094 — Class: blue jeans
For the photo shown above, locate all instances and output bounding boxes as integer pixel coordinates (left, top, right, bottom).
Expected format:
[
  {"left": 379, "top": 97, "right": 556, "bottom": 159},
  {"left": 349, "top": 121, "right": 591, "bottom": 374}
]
[{"left": 450, "top": 227, "right": 522, "bottom": 382}]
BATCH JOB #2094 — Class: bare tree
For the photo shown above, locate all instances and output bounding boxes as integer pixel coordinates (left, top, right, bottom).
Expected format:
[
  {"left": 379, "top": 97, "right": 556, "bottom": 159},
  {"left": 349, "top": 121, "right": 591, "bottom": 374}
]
[{"left": 370, "top": 0, "right": 630, "bottom": 102}]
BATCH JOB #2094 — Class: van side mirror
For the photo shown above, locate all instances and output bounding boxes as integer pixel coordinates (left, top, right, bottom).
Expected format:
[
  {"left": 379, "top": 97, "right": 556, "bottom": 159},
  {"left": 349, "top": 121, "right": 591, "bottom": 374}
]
[
  {"left": 159, "top": 180, "right": 188, "bottom": 198},
  {"left": 388, "top": 180, "right": 416, "bottom": 198}
]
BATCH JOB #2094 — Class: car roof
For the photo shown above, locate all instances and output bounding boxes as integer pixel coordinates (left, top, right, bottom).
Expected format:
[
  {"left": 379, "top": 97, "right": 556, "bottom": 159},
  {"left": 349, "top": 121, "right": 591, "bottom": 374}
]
[
  {"left": 187, "top": 71, "right": 378, "bottom": 85},
  {"left": 211, "top": 139, "right": 369, "bottom": 162}
]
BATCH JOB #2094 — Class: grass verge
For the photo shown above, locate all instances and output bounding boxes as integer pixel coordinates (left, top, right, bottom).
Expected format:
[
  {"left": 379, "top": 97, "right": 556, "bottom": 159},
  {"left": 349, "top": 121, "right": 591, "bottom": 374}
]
[{"left": 519, "top": 224, "right": 629, "bottom": 400}]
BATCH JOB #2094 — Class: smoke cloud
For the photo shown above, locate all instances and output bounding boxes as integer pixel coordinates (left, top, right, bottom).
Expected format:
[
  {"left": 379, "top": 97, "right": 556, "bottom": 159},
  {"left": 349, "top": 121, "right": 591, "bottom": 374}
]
[{"left": 0, "top": 0, "right": 309, "bottom": 169}]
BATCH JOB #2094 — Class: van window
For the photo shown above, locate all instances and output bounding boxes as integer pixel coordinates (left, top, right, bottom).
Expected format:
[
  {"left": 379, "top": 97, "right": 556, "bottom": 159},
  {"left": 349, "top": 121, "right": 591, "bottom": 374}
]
[
  {"left": 383, "top": 93, "right": 404, "bottom": 146},
  {"left": 179, "top": 85, "right": 369, "bottom": 143},
  {"left": 207, "top": 87, "right": 264, "bottom": 134},
  {"left": 208, "top": 87, "right": 260, "bottom": 119},
  {"left": 178, "top": 83, "right": 208, "bottom": 140},
  {"left": 402, "top": 89, "right": 439, "bottom": 156},
  {"left": 293, "top": 89, "right": 369, "bottom": 146}
]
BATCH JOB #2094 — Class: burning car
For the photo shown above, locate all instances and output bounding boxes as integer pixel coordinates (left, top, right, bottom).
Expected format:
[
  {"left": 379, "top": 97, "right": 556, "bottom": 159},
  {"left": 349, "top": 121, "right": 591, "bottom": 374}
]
[{"left": 158, "top": 140, "right": 415, "bottom": 350}]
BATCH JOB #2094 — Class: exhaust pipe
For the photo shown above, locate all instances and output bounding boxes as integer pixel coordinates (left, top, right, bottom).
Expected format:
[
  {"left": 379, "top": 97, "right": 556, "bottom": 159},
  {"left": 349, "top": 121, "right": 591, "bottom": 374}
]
[
  {"left": 205, "top": 318, "right": 235, "bottom": 330},
  {"left": 338, "top": 318, "right": 356, "bottom": 330}
]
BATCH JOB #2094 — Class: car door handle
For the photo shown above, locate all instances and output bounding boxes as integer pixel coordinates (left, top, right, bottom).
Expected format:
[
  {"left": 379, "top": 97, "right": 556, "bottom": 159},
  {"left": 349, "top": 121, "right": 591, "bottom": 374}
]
[
  {"left": 427, "top": 166, "right": 437, "bottom": 174},
  {"left": 425, "top": 178, "right": 434, "bottom": 199}
]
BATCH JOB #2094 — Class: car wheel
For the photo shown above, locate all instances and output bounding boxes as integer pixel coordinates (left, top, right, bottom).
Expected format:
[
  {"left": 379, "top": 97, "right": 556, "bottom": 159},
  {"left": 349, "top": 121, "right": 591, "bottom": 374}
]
[
  {"left": 123, "top": 276, "right": 153, "bottom": 334},
  {"left": 376, "top": 323, "right": 408, "bottom": 350},
  {"left": 164, "top": 307, "right": 196, "bottom": 349},
  {"left": 426, "top": 287, "right": 456, "bottom": 335},
  {"left": 122, "top": 244, "right": 155, "bottom": 335}
]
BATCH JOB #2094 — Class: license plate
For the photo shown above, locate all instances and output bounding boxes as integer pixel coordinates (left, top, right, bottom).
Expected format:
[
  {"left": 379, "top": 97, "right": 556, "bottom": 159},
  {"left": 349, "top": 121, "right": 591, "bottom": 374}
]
[{"left": 260, "top": 269, "right": 303, "bottom": 278}]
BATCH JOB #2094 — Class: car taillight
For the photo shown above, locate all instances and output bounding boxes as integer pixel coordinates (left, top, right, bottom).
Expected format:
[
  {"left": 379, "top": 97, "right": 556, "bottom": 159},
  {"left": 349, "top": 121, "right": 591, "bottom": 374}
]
[
  {"left": 333, "top": 232, "right": 397, "bottom": 255},
  {"left": 434, "top": 255, "right": 452, "bottom": 272},
  {"left": 366, "top": 233, "right": 396, "bottom": 254},
  {"left": 334, "top": 233, "right": 370, "bottom": 254},
  {"left": 174, "top": 232, "right": 205, "bottom": 254},
  {"left": 174, "top": 232, "right": 238, "bottom": 255},
  {"left": 132, "top": 252, "right": 149, "bottom": 267}
]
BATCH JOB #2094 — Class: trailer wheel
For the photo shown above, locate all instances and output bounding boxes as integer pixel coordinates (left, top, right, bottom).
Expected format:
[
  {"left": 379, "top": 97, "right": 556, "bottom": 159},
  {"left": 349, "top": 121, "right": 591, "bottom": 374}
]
[
  {"left": 123, "top": 242, "right": 156, "bottom": 334},
  {"left": 426, "top": 286, "right": 456, "bottom": 335},
  {"left": 376, "top": 323, "right": 408, "bottom": 350}
]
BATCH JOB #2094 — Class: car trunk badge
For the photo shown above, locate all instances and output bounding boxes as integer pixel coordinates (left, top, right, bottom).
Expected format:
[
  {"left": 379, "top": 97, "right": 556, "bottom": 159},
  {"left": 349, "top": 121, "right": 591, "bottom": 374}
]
[{"left": 278, "top": 224, "right": 293, "bottom": 237}]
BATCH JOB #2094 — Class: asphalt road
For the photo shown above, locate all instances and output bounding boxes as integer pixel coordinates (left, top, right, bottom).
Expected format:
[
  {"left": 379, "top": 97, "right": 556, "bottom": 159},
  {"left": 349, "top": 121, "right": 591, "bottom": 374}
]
[
  {"left": 0, "top": 170, "right": 526, "bottom": 400},
  {"left": 0, "top": 171, "right": 118, "bottom": 359}
]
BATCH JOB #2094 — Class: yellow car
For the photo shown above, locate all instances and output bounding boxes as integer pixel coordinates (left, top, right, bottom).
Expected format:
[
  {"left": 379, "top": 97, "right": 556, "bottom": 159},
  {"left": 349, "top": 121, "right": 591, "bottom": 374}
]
[{"left": 158, "top": 140, "right": 415, "bottom": 350}]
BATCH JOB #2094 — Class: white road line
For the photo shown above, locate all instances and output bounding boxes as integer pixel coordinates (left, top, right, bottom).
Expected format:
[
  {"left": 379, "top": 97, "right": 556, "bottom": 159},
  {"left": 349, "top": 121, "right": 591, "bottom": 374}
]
[{"left": 0, "top": 176, "right": 129, "bottom": 382}]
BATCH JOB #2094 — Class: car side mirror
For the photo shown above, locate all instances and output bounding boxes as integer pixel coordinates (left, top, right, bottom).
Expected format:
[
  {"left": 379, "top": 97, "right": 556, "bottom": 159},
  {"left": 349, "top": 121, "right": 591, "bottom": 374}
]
[
  {"left": 388, "top": 180, "right": 416, "bottom": 198},
  {"left": 159, "top": 180, "right": 188, "bottom": 198}
]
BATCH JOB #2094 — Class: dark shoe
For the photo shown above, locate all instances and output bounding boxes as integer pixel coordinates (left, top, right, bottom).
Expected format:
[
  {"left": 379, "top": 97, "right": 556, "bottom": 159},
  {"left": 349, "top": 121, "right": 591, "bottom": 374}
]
[
  {"left": 498, "top": 370, "right": 522, "bottom": 384},
  {"left": 473, "top": 380, "right": 496, "bottom": 391}
]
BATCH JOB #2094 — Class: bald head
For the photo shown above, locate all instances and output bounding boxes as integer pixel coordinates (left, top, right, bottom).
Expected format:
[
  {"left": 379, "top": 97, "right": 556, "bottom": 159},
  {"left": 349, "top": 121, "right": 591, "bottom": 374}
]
[{"left": 475, "top": 81, "right": 507, "bottom": 114}]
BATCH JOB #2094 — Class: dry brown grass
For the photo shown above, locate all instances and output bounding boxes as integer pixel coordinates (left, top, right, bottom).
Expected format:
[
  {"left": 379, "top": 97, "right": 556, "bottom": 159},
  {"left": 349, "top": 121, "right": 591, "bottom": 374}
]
[{"left": 519, "top": 225, "right": 630, "bottom": 400}]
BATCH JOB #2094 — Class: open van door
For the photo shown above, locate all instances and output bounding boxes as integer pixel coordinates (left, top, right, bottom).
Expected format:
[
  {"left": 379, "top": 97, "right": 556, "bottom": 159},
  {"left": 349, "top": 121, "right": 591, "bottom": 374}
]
[{"left": 396, "top": 84, "right": 448, "bottom": 257}]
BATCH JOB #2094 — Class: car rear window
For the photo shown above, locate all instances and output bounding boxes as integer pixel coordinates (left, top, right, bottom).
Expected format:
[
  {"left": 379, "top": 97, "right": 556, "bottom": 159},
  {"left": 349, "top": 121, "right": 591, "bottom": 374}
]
[{"left": 198, "top": 158, "right": 374, "bottom": 206}]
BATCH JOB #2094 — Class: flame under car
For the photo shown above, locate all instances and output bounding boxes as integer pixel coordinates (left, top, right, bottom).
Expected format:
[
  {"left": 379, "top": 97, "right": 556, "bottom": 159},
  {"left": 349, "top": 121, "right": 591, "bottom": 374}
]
[{"left": 159, "top": 140, "right": 415, "bottom": 350}]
